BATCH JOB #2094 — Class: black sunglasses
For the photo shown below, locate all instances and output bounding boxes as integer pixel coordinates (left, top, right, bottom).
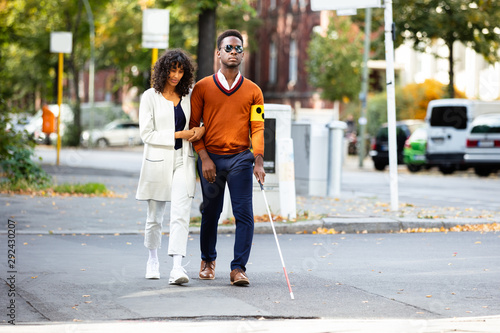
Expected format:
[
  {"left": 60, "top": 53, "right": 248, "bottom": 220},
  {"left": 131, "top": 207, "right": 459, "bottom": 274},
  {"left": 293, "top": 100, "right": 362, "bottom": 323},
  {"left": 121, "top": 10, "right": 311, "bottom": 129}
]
[{"left": 221, "top": 45, "right": 244, "bottom": 54}]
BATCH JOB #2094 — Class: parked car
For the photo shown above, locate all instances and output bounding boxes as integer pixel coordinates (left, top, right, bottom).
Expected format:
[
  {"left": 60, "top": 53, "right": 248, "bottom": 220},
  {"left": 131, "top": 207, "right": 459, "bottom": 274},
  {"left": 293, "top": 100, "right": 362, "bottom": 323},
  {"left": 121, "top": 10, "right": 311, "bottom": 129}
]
[
  {"left": 403, "top": 125, "right": 427, "bottom": 172},
  {"left": 369, "top": 119, "right": 424, "bottom": 171},
  {"left": 425, "top": 98, "right": 500, "bottom": 174},
  {"left": 80, "top": 120, "right": 141, "bottom": 148},
  {"left": 464, "top": 113, "right": 500, "bottom": 177}
]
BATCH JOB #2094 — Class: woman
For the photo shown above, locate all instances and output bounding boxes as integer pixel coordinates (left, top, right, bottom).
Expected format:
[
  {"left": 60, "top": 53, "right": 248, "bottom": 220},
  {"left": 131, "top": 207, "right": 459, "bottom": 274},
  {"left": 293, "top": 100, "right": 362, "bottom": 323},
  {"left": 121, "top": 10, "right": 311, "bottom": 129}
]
[{"left": 136, "top": 49, "right": 204, "bottom": 285}]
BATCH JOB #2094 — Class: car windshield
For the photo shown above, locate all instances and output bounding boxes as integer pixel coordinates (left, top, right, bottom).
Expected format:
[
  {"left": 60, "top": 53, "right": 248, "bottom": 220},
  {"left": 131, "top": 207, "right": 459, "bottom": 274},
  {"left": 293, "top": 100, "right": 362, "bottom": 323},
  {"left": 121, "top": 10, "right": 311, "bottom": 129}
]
[
  {"left": 471, "top": 123, "right": 500, "bottom": 134},
  {"left": 410, "top": 127, "right": 427, "bottom": 140},
  {"left": 104, "top": 122, "right": 120, "bottom": 130},
  {"left": 430, "top": 106, "right": 467, "bottom": 129}
]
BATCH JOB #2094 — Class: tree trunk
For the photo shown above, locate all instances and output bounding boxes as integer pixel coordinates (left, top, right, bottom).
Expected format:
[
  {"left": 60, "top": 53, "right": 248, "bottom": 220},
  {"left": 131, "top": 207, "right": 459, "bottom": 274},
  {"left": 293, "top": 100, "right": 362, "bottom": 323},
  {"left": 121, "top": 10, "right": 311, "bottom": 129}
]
[
  {"left": 71, "top": 62, "right": 81, "bottom": 138},
  {"left": 65, "top": 0, "right": 83, "bottom": 146},
  {"left": 197, "top": 8, "right": 216, "bottom": 81},
  {"left": 447, "top": 39, "right": 455, "bottom": 98}
]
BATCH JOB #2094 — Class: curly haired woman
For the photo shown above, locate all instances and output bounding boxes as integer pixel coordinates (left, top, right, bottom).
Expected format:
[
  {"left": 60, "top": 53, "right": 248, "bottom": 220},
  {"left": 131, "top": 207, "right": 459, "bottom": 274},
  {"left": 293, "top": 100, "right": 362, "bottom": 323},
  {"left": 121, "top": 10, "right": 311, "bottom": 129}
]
[{"left": 136, "top": 49, "right": 205, "bottom": 285}]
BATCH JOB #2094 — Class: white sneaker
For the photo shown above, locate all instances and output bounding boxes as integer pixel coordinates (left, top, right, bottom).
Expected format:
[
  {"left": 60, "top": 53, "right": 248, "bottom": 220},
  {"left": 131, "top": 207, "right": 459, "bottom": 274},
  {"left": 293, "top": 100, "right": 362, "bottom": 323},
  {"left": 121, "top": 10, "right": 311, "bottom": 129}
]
[
  {"left": 145, "top": 259, "right": 160, "bottom": 279},
  {"left": 169, "top": 266, "right": 189, "bottom": 285}
]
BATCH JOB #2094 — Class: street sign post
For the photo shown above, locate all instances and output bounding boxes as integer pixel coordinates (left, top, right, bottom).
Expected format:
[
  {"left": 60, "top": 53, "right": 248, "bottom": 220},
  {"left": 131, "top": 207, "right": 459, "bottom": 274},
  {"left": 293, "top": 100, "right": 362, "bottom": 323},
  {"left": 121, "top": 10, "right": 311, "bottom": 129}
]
[
  {"left": 50, "top": 32, "right": 72, "bottom": 166},
  {"left": 311, "top": 0, "right": 399, "bottom": 211},
  {"left": 142, "top": 8, "right": 170, "bottom": 78}
]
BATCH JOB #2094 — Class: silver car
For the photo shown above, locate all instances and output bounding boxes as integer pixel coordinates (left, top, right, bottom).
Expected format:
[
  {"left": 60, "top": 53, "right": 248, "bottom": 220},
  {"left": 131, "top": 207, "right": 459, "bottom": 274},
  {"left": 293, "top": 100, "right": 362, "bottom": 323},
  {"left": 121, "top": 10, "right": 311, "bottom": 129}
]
[
  {"left": 81, "top": 120, "right": 142, "bottom": 148},
  {"left": 464, "top": 113, "right": 500, "bottom": 176}
]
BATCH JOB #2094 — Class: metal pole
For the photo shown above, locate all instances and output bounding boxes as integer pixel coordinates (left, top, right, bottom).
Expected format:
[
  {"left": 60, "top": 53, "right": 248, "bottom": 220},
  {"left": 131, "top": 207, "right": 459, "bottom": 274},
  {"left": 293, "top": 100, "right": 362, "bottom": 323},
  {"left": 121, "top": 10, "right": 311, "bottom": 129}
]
[
  {"left": 82, "top": 0, "right": 95, "bottom": 146},
  {"left": 151, "top": 48, "right": 158, "bottom": 88},
  {"left": 384, "top": 0, "right": 399, "bottom": 211},
  {"left": 358, "top": 7, "right": 372, "bottom": 167},
  {"left": 56, "top": 52, "right": 63, "bottom": 166}
]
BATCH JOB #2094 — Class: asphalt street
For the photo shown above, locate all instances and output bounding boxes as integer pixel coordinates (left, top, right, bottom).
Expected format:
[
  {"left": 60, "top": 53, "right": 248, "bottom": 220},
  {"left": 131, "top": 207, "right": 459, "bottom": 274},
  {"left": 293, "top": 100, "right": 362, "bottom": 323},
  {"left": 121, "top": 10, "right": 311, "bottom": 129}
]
[
  {"left": 2, "top": 233, "right": 500, "bottom": 321},
  {"left": 1, "top": 146, "right": 499, "bottom": 332}
]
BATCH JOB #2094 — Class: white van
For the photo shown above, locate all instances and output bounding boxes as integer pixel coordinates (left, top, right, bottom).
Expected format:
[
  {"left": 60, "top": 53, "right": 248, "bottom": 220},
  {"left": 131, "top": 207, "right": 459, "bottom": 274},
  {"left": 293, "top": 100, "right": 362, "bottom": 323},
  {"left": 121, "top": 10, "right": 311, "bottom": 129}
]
[{"left": 425, "top": 99, "right": 500, "bottom": 174}]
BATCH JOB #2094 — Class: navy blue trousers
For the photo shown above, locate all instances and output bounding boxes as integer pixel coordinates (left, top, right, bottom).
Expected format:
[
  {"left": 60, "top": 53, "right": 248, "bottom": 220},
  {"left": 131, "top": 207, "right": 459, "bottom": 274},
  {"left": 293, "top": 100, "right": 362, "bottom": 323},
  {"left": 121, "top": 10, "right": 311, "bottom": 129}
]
[{"left": 198, "top": 149, "right": 255, "bottom": 271}]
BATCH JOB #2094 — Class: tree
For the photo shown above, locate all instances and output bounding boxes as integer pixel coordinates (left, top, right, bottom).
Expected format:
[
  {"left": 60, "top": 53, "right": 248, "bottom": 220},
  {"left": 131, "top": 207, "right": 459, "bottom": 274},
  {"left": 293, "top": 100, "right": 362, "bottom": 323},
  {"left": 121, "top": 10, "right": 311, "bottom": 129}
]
[
  {"left": 168, "top": 0, "right": 258, "bottom": 80},
  {"left": 392, "top": 0, "right": 500, "bottom": 98},
  {"left": 306, "top": 15, "right": 364, "bottom": 105},
  {"left": 1, "top": 0, "right": 260, "bottom": 145}
]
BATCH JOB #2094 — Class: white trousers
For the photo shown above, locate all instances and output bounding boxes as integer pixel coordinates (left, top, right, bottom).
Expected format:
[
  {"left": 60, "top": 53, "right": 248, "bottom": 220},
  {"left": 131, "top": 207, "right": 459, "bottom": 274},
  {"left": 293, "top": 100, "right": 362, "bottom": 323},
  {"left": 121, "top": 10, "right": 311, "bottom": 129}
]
[{"left": 144, "top": 149, "right": 192, "bottom": 257}]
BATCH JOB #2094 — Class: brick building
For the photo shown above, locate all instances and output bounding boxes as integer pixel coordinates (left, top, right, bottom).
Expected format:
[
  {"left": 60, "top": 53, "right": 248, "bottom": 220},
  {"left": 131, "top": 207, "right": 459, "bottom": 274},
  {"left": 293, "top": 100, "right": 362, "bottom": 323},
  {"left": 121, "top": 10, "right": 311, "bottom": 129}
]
[{"left": 248, "top": 0, "right": 332, "bottom": 110}]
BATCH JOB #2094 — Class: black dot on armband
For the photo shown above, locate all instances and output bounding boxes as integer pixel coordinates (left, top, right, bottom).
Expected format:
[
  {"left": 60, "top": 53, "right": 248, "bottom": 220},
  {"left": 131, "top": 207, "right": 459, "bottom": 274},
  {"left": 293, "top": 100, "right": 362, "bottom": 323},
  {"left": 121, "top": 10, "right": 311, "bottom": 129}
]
[{"left": 256, "top": 107, "right": 262, "bottom": 114}]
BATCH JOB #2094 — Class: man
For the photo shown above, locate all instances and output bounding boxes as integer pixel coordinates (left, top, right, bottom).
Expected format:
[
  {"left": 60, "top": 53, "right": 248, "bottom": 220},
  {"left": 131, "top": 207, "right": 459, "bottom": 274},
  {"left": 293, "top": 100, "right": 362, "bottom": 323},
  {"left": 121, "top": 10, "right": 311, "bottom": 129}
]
[{"left": 189, "top": 29, "right": 265, "bottom": 286}]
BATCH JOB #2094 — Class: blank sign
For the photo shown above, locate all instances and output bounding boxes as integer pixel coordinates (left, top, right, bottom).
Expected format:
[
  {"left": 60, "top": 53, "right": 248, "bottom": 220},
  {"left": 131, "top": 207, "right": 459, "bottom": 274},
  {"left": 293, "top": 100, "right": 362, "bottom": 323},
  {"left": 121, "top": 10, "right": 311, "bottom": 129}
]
[
  {"left": 142, "top": 9, "right": 169, "bottom": 35},
  {"left": 311, "top": 0, "right": 381, "bottom": 11},
  {"left": 50, "top": 32, "right": 72, "bottom": 54}
]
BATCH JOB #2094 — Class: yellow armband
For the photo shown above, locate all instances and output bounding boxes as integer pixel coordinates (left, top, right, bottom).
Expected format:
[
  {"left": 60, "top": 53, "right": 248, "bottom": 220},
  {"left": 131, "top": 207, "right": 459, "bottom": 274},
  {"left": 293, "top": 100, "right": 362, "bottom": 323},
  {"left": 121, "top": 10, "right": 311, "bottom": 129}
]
[{"left": 250, "top": 105, "right": 265, "bottom": 122}]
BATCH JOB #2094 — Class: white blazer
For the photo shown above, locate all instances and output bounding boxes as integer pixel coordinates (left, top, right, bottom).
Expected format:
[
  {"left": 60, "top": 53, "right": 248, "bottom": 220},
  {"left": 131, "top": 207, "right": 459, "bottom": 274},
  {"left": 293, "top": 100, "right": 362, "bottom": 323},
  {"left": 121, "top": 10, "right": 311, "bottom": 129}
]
[{"left": 136, "top": 88, "right": 196, "bottom": 201}]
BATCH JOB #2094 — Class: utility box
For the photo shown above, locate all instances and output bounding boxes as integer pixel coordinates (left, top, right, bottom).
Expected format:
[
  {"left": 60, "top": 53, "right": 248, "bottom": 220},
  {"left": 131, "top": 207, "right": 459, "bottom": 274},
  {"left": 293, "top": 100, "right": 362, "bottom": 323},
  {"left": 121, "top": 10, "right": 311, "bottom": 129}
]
[
  {"left": 292, "top": 121, "right": 346, "bottom": 197},
  {"left": 253, "top": 104, "right": 296, "bottom": 219},
  {"left": 292, "top": 122, "right": 329, "bottom": 196},
  {"left": 218, "top": 104, "right": 297, "bottom": 223}
]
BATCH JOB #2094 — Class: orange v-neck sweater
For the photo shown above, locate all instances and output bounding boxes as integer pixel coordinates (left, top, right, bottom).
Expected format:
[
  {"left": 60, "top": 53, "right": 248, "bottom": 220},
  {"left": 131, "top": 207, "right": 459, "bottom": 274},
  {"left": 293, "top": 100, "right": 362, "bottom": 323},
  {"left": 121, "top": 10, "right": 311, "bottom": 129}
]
[{"left": 189, "top": 74, "right": 265, "bottom": 157}]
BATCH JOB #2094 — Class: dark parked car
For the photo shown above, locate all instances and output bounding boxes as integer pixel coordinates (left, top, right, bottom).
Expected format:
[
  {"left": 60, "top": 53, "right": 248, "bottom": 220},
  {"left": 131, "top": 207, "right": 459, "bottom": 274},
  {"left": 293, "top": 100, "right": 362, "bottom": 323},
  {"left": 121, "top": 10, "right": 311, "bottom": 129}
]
[{"left": 369, "top": 119, "right": 425, "bottom": 171}]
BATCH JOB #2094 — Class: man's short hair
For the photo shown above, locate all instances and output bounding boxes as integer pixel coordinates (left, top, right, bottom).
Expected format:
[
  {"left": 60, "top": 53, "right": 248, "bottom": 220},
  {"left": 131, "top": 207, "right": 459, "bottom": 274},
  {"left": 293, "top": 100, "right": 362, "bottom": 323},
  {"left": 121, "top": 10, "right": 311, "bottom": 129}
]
[{"left": 217, "top": 29, "right": 244, "bottom": 50}]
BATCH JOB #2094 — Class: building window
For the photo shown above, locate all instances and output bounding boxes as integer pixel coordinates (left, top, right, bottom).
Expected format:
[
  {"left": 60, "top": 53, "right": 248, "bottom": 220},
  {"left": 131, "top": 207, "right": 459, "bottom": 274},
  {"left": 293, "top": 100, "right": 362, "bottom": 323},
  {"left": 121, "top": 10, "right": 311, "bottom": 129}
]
[
  {"left": 289, "top": 39, "right": 298, "bottom": 84},
  {"left": 299, "top": 0, "right": 307, "bottom": 10},
  {"left": 269, "top": 41, "right": 277, "bottom": 84},
  {"left": 270, "top": 0, "right": 276, "bottom": 10}
]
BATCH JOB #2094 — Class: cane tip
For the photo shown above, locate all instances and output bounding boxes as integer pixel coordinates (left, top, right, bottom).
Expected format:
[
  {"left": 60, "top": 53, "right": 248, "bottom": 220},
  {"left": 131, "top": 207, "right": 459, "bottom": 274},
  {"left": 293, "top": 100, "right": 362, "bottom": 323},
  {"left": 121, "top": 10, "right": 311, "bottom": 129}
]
[{"left": 290, "top": 292, "right": 295, "bottom": 300}]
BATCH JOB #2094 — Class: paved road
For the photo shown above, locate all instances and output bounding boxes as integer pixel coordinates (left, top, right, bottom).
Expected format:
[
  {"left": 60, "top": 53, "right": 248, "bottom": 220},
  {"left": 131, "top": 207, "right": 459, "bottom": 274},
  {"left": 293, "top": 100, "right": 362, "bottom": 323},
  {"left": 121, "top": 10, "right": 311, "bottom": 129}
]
[
  {"left": 342, "top": 166, "right": 500, "bottom": 212},
  {"left": 2, "top": 232, "right": 499, "bottom": 324},
  {"left": 35, "top": 146, "right": 500, "bottom": 213},
  {"left": 1, "top": 146, "right": 498, "bottom": 332}
]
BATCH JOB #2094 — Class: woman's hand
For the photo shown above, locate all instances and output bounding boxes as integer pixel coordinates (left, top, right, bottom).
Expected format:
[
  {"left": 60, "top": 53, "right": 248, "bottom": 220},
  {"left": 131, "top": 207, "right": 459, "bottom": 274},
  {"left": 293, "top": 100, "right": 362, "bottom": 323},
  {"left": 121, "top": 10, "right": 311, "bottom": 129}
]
[
  {"left": 175, "top": 129, "right": 194, "bottom": 140},
  {"left": 188, "top": 126, "right": 205, "bottom": 142}
]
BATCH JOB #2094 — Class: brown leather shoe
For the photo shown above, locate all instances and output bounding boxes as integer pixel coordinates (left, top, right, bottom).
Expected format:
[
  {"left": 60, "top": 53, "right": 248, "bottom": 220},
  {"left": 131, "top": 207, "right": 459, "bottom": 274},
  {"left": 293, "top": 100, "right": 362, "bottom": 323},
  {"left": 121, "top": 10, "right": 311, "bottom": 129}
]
[
  {"left": 230, "top": 268, "right": 249, "bottom": 286},
  {"left": 199, "top": 260, "right": 215, "bottom": 280}
]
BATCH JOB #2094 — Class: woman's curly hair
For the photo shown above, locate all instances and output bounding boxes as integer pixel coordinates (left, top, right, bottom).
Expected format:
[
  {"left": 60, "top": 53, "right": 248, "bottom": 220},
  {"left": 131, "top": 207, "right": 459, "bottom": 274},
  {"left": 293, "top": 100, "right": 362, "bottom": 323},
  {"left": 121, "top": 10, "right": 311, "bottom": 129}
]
[{"left": 151, "top": 49, "right": 196, "bottom": 97}]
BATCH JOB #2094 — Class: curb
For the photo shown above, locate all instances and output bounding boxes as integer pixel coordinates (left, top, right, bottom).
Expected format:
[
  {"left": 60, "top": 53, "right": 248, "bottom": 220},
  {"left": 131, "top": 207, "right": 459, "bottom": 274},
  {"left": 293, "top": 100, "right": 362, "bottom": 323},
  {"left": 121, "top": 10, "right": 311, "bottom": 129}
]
[{"left": 9, "top": 218, "right": 496, "bottom": 236}]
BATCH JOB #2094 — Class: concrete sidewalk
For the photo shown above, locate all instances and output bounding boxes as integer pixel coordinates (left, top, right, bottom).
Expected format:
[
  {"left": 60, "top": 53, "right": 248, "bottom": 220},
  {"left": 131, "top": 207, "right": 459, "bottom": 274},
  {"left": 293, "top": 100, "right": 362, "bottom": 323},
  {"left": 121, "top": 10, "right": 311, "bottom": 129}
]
[
  {"left": 2, "top": 157, "right": 499, "bottom": 236},
  {"left": 2, "top": 151, "right": 500, "bottom": 332},
  {"left": 2, "top": 316, "right": 500, "bottom": 333}
]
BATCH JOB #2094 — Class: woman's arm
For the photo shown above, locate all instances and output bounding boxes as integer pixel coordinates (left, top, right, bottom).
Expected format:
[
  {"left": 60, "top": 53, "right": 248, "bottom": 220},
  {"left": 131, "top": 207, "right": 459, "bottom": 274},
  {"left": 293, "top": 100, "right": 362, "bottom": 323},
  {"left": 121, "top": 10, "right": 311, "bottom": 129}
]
[{"left": 138, "top": 91, "right": 175, "bottom": 147}]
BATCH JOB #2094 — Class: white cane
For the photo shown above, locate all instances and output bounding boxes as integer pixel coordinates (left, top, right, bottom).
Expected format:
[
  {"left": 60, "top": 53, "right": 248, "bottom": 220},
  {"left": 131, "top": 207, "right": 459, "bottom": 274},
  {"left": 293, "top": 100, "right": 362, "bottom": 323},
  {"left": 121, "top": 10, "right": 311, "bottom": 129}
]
[{"left": 258, "top": 181, "right": 295, "bottom": 300}]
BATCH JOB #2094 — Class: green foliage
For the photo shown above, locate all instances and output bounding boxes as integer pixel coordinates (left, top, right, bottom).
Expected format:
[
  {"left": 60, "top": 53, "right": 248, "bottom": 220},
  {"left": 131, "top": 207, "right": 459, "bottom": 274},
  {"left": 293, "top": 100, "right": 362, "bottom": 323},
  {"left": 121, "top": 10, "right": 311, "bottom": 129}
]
[
  {"left": 366, "top": 79, "right": 467, "bottom": 136},
  {"left": 366, "top": 91, "right": 389, "bottom": 137},
  {"left": 352, "top": 3, "right": 500, "bottom": 98},
  {"left": 0, "top": 101, "right": 51, "bottom": 189},
  {"left": 394, "top": 0, "right": 500, "bottom": 60},
  {"left": 62, "top": 123, "right": 82, "bottom": 147},
  {"left": 397, "top": 79, "right": 466, "bottom": 120},
  {"left": 53, "top": 182, "right": 108, "bottom": 195},
  {"left": 306, "top": 15, "right": 363, "bottom": 102},
  {"left": 351, "top": 8, "right": 386, "bottom": 61}
]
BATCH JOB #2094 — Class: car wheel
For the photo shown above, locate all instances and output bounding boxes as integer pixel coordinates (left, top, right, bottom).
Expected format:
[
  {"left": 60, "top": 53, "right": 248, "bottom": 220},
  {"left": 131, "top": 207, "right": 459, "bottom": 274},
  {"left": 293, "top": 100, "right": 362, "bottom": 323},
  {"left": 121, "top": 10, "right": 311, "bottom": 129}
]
[
  {"left": 96, "top": 138, "right": 109, "bottom": 148},
  {"left": 407, "top": 164, "right": 422, "bottom": 173},
  {"left": 474, "top": 166, "right": 492, "bottom": 177},
  {"left": 438, "top": 165, "right": 456, "bottom": 175},
  {"left": 374, "top": 161, "right": 387, "bottom": 171}
]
